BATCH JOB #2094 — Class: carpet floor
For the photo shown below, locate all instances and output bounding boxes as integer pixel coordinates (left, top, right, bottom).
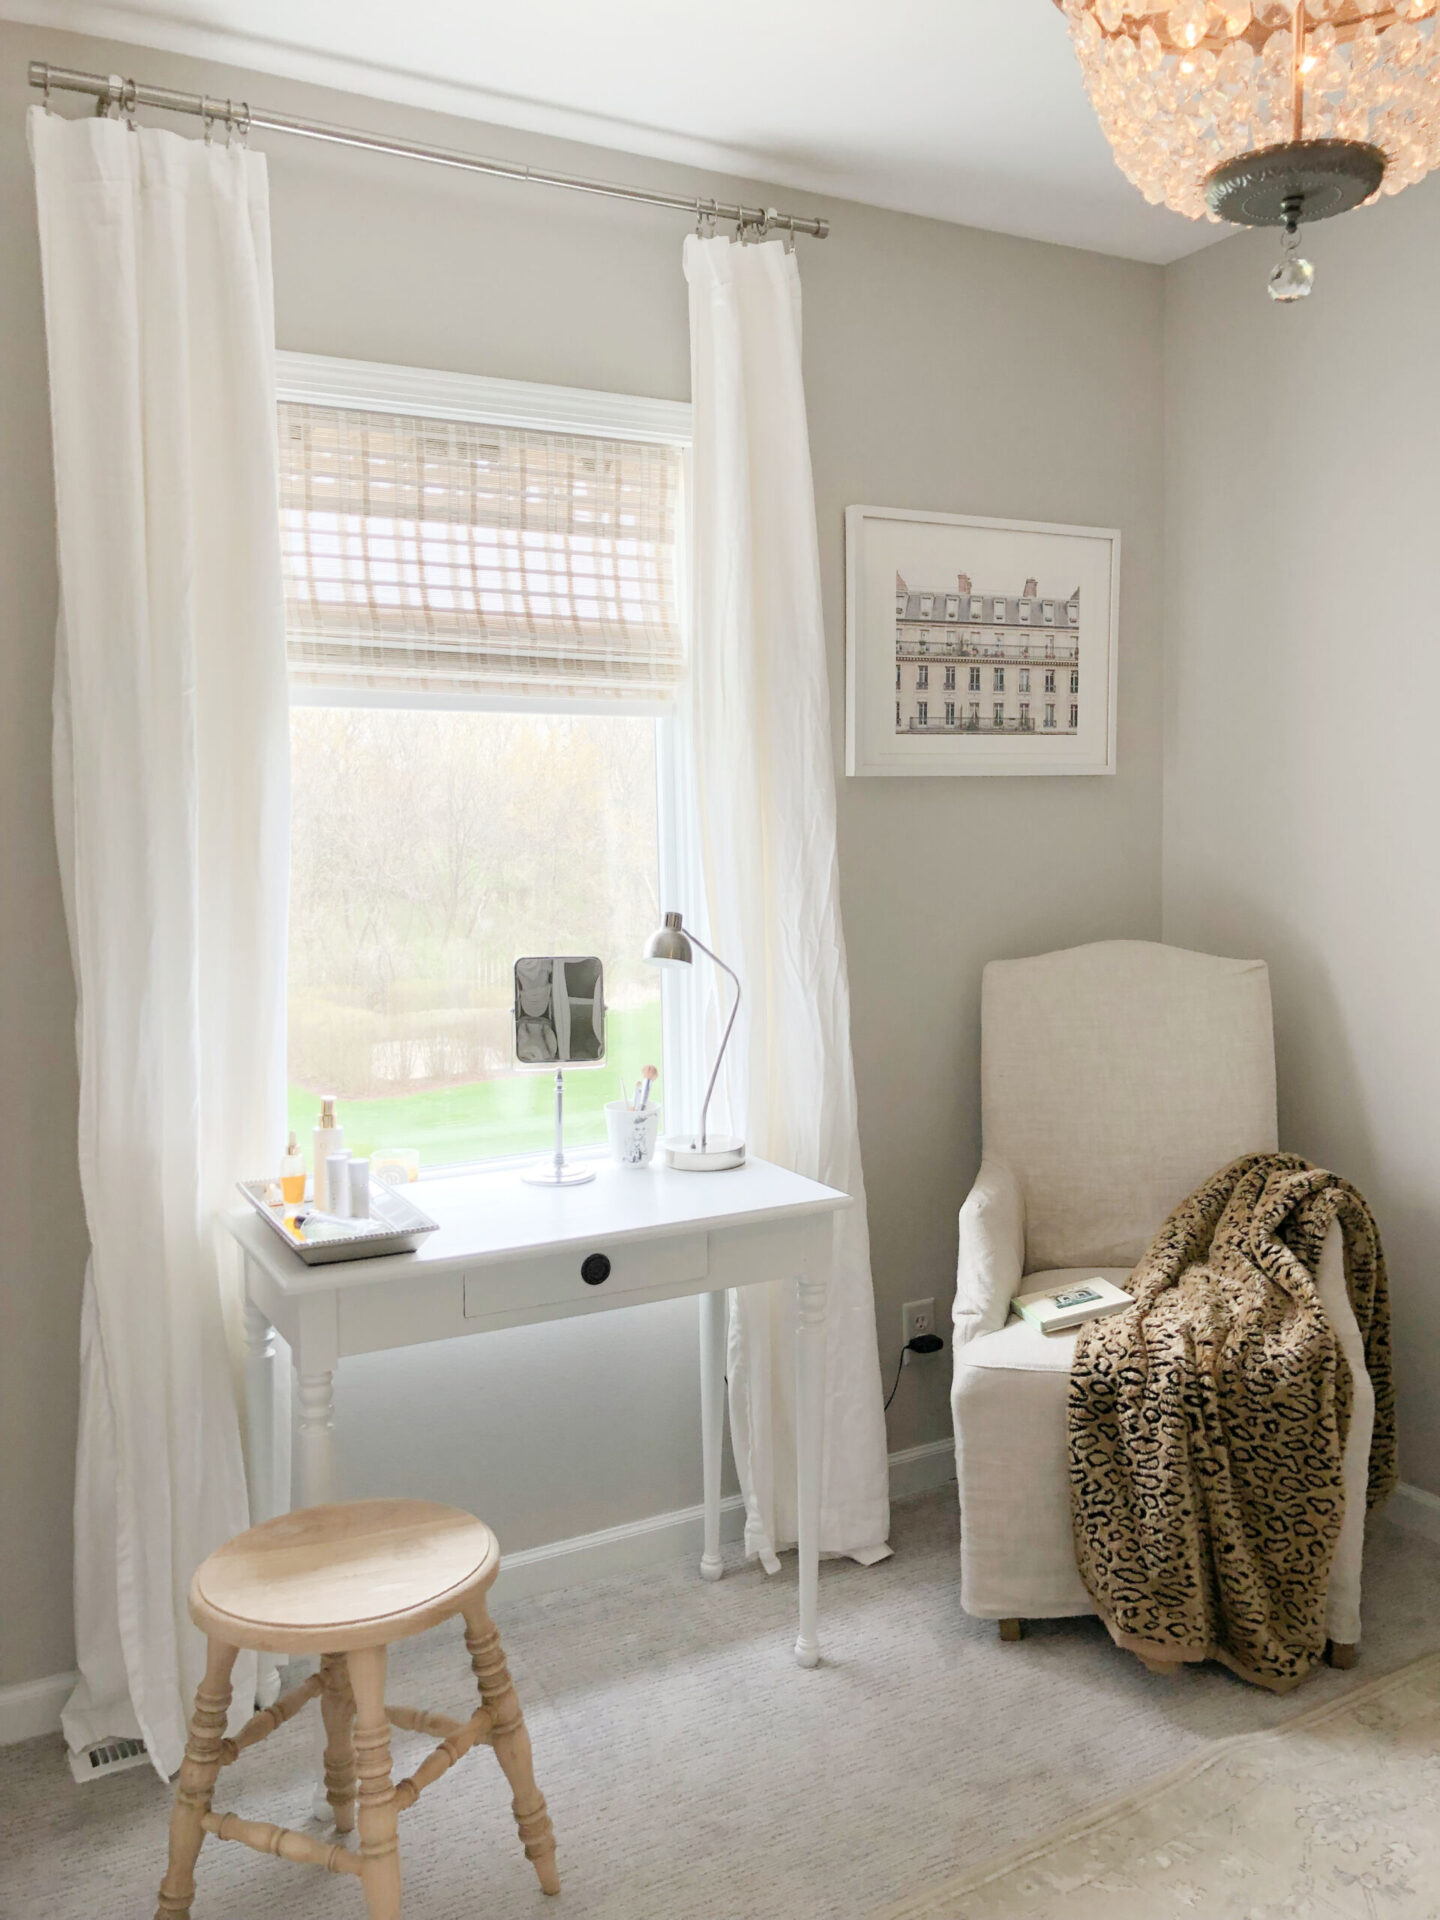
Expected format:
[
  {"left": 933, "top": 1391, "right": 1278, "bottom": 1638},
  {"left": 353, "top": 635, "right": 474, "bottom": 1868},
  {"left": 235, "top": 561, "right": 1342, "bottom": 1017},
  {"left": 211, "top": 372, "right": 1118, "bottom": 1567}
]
[{"left": 3, "top": 1490, "right": 1439, "bottom": 1920}]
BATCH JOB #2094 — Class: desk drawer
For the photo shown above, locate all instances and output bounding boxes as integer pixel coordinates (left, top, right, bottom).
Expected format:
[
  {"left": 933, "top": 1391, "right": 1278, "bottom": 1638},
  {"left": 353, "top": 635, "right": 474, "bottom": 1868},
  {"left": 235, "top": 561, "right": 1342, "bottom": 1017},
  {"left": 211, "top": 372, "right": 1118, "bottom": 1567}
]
[{"left": 462, "top": 1232, "right": 710, "bottom": 1318}]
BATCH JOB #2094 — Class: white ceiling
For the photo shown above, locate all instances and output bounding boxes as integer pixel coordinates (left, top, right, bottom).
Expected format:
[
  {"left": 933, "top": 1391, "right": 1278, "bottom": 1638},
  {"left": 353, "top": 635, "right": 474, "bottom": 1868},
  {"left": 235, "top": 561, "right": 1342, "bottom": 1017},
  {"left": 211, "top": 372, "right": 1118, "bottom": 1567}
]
[{"left": 13, "top": 0, "right": 1217, "bottom": 263}]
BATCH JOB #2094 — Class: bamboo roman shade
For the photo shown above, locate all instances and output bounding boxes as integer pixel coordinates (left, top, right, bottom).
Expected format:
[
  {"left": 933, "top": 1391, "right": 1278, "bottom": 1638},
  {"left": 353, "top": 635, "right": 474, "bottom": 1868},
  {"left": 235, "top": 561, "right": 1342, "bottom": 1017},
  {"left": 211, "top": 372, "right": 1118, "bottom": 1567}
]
[{"left": 278, "top": 402, "right": 683, "bottom": 702}]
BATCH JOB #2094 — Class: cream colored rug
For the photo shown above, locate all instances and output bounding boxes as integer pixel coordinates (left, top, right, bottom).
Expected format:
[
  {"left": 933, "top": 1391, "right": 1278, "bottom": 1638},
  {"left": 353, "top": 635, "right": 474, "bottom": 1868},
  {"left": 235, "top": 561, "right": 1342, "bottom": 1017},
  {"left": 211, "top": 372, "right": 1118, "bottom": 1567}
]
[{"left": 888, "top": 1649, "right": 1440, "bottom": 1920}]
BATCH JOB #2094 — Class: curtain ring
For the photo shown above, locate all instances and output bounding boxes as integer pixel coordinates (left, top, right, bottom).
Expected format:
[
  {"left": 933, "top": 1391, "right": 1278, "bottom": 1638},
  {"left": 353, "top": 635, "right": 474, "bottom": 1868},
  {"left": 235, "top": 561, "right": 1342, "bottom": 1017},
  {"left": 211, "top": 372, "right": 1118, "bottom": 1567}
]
[
  {"left": 202, "top": 96, "right": 216, "bottom": 144},
  {"left": 235, "top": 101, "right": 251, "bottom": 147},
  {"left": 41, "top": 63, "right": 53, "bottom": 112},
  {"left": 121, "top": 78, "right": 138, "bottom": 132},
  {"left": 223, "top": 98, "right": 235, "bottom": 147}
]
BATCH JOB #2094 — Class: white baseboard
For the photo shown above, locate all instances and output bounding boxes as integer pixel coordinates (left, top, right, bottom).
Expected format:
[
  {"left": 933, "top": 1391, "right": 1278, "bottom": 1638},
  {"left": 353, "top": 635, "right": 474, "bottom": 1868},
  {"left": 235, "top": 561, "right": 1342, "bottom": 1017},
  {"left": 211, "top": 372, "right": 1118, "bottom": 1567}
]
[
  {"left": 888, "top": 1437, "right": 957, "bottom": 1502},
  {"left": 495, "top": 1436, "right": 957, "bottom": 1601},
  {"left": 1390, "top": 1480, "right": 1440, "bottom": 1546},
  {"left": 0, "top": 1671, "right": 76, "bottom": 1748},
  {"left": 0, "top": 1436, "right": 960, "bottom": 1747},
  {"left": 493, "top": 1493, "right": 749, "bottom": 1601}
]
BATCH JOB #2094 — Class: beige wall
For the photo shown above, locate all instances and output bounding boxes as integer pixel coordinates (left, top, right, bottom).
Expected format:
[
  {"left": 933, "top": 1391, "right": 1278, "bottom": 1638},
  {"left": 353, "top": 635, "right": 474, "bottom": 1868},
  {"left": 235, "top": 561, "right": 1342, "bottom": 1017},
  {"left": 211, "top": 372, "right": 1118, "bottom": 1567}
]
[
  {"left": 1164, "top": 185, "right": 1440, "bottom": 1496},
  {"left": 0, "top": 19, "right": 1165, "bottom": 1688}
]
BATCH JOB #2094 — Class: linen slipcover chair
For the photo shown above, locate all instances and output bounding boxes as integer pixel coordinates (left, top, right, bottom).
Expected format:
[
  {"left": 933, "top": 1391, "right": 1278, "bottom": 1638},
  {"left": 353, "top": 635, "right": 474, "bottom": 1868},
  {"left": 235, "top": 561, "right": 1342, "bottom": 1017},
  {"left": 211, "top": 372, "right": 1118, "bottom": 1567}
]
[{"left": 948, "top": 940, "right": 1373, "bottom": 1647}]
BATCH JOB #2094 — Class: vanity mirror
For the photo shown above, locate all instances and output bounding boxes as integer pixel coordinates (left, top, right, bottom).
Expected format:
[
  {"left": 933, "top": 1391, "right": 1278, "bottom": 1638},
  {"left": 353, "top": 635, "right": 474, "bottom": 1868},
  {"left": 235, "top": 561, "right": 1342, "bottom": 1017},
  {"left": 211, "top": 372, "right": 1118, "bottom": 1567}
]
[{"left": 514, "top": 956, "right": 605, "bottom": 1185}]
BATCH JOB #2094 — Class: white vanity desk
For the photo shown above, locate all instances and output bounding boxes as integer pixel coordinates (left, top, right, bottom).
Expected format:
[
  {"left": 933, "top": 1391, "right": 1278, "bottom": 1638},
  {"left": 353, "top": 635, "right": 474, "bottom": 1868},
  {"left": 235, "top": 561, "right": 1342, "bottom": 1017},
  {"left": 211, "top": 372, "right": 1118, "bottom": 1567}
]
[{"left": 228, "top": 1156, "right": 847, "bottom": 1667}]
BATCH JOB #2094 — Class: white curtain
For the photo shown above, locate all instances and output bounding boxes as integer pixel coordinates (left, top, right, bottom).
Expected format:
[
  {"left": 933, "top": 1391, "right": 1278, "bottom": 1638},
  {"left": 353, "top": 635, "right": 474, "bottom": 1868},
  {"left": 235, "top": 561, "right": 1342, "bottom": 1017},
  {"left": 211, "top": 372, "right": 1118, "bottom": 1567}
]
[
  {"left": 31, "top": 108, "right": 290, "bottom": 1777},
  {"left": 683, "top": 234, "right": 890, "bottom": 1567}
]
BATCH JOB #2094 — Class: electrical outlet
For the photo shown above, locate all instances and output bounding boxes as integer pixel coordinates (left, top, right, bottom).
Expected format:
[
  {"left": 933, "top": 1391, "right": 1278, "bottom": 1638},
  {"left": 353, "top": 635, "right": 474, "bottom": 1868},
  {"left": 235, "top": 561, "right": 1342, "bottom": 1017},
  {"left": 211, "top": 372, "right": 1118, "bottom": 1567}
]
[{"left": 902, "top": 1298, "right": 935, "bottom": 1344}]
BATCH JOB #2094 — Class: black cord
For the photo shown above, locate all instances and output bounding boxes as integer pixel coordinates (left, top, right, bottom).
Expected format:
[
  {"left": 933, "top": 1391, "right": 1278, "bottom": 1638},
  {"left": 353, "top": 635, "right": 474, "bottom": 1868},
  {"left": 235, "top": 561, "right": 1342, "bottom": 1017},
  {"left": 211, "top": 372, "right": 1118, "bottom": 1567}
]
[
  {"left": 884, "top": 1333, "right": 946, "bottom": 1412},
  {"left": 883, "top": 1348, "right": 906, "bottom": 1412}
]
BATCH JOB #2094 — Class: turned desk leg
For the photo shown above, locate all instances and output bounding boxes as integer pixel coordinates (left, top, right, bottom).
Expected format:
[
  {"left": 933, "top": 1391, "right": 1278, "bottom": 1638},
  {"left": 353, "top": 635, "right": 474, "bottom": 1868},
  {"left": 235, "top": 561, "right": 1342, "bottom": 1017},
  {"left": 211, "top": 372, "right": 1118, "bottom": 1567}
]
[
  {"left": 698, "top": 1289, "right": 727, "bottom": 1583},
  {"left": 243, "top": 1288, "right": 285, "bottom": 1707},
  {"left": 794, "top": 1266, "right": 828, "bottom": 1669}
]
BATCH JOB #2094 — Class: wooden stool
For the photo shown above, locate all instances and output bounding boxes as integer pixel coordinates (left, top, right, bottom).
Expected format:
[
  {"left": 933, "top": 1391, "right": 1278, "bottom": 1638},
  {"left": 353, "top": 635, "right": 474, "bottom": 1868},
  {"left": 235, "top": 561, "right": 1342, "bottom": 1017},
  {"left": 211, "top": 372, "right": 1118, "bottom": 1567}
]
[{"left": 155, "top": 1499, "right": 558, "bottom": 1920}]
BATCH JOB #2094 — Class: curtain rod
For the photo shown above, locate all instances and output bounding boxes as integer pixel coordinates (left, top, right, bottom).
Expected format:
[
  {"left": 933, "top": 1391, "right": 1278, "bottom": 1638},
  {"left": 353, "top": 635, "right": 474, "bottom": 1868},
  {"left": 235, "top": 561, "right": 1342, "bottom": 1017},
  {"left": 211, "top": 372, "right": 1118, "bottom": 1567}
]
[{"left": 27, "top": 60, "right": 831, "bottom": 240}]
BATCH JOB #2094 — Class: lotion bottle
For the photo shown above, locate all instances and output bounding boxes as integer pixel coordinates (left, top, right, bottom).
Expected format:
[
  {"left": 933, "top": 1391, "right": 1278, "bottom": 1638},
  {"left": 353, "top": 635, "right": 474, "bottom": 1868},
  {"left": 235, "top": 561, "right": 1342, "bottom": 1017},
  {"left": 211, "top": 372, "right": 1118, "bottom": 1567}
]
[
  {"left": 280, "top": 1132, "right": 306, "bottom": 1207},
  {"left": 313, "top": 1096, "right": 343, "bottom": 1210}
]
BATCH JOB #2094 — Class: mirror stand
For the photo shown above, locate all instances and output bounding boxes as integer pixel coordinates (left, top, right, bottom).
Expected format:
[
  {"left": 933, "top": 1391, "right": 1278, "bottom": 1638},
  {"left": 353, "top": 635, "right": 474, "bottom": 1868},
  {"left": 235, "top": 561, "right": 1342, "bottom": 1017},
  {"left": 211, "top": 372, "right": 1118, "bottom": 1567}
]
[{"left": 521, "top": 1068, "right": 596, "bottom": 1187}]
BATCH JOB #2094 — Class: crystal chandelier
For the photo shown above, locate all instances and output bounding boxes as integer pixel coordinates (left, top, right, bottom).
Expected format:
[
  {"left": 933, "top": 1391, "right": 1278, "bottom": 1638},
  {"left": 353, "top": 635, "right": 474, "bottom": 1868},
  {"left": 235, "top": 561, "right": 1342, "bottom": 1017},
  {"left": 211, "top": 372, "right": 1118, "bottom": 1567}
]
[{"left": 1057, "top": 1, "right": 1440, "bottom": 298}]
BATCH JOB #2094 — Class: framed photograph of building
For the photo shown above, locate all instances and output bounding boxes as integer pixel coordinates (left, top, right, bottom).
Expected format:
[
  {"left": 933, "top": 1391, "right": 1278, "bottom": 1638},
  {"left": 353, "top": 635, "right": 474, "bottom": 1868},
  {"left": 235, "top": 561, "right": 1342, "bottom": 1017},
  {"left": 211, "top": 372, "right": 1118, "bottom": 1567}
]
[{"left": 844, "top": 505, "right": 1120, "bottom": 777}]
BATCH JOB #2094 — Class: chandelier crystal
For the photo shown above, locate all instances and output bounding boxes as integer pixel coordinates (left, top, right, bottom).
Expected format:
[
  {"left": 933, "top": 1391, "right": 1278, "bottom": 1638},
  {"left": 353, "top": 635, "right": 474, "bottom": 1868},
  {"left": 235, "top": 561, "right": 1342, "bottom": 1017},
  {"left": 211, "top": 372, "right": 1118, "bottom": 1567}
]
[{"left": 1057, "top": 1, "right": 1440, "bottom": 290}]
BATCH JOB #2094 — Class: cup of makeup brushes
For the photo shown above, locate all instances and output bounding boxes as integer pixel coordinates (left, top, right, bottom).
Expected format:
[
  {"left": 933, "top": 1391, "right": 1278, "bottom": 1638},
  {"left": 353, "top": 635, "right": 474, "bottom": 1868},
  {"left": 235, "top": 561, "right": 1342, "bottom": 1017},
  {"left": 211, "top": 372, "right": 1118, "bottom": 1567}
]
[{"left": 605, "top": 1101, "right": 661, "bottom": 1168}]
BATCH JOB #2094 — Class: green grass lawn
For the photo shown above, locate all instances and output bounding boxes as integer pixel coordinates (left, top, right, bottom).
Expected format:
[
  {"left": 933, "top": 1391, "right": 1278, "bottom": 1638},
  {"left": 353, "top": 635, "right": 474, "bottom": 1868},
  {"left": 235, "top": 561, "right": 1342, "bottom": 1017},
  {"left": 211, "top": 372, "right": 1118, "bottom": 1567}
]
[{"left": 287, "top": 1001, "right": 662, "bottom": 1170}]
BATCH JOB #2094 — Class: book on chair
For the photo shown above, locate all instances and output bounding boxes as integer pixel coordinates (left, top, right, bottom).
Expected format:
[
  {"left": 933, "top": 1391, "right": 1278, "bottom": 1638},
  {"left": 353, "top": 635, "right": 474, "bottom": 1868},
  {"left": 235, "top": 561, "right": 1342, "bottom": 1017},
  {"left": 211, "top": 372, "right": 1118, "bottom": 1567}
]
[{"left": 1012, "top": 1276, "right": 1134, "bottom": 1334}]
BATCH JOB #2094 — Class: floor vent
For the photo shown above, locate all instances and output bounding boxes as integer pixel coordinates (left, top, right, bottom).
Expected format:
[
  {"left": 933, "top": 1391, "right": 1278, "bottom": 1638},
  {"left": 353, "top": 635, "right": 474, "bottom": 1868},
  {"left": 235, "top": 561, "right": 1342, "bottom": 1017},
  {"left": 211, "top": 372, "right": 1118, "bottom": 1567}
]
[{"left": 68, "top": 1735, "right": 149, "bottom": 1784}]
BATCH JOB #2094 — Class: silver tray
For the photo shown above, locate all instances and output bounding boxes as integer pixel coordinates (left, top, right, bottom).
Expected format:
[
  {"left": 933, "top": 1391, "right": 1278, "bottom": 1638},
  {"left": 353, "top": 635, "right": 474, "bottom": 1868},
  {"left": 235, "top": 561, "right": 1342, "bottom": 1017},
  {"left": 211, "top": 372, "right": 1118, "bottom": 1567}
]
[{"left": 237, "top": 1179, "right": 439, "bottom": 1266}]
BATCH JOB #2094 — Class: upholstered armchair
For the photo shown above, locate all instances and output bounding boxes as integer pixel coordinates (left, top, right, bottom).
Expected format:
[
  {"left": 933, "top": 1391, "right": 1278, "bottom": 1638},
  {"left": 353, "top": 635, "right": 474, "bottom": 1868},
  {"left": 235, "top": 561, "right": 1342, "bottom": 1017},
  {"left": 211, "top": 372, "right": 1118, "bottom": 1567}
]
[{"left": 950, "top": 939, "right": 1374, "bottom": 1658}]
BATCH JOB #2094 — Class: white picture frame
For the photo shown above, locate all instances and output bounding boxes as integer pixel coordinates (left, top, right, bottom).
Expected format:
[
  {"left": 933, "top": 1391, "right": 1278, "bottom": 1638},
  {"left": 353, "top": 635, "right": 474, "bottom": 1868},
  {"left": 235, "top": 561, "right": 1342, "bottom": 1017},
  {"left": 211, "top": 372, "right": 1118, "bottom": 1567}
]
[{"left": 844, "top": 504, "right": 1120, "bottom": 777}]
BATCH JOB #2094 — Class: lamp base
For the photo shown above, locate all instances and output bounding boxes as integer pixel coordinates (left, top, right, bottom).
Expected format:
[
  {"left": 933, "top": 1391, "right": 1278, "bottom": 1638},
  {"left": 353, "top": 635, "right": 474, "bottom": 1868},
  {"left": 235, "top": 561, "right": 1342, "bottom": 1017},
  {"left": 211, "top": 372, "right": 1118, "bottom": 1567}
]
[
  {"left": 521, "top": 1159, "right": 596, "bottom": 1186},
  {"left": 661, "top": 1134, "right": 746, "bottom": 1173}
]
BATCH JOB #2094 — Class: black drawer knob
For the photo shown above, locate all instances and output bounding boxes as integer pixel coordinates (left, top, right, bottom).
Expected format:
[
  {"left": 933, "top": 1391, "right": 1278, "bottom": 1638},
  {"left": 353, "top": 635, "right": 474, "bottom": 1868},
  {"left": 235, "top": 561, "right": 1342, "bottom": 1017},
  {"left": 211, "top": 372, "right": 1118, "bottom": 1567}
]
[{"left": 581, "top": 1252, "right": 611, "bottom": 1286}]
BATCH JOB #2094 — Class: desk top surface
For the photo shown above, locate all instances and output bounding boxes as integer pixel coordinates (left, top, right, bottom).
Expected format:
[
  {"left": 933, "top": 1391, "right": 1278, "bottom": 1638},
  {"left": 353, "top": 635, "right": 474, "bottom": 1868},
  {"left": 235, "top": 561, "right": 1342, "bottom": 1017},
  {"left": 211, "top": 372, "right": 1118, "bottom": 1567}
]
[{"left": 227, "top": 1154, "right": 849, "bottom": 1295}]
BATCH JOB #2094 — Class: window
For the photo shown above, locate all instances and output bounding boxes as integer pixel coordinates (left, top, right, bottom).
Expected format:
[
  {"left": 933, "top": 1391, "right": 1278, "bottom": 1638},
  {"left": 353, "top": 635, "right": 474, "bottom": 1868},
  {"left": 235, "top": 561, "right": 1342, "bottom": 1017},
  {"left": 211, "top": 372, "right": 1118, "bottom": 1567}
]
[
  {"left": 993, "top": 598, "right": 1007, "bottom": 622},
  {"left": 917, "top": 700, "right": 928, "bottom": 726},
  {"left": 917, "top": 664, "right": 929, "bottom": 689},
  {"left": 943, "top": 665, "right": 956, "bottom": 691},
  {"left": 1045, "top": 703, "right": 1056, "bottom": 728},
  {"left": 969, "top": 701, "right": 980, "bottom": 724},
  {"left": 969, "top": 665, "right": 981, "bottom": 691},
  {"left": 944, "top": 595, "right": 959, "bottom": 620},
  {"left": 278, "top": 358, "right": 688, "bottom": 1166},
  {"left": 944, "top": 700, "right": 955, "bottom": 726},
  {"left": 896, "top": 700, "right": 902, "bottom": 727},
  {"left": 1018, "top": 601, "right": 1031, "bottom": 624},
  {"left": 969, "top": 597, "right": 983, "bottom": 620},
  {"left": 993, "top": 667, "right": 1005, "bottom": 692},
  {"left": 1019, "top": 701, "right": 1030, "bottom": 726},
  {"left": 1018, "top": 668, "right": 1030, "bottom": 693},
  {"left": 1070, "top": 669, "right": 1079, "bottom": 694},
  {"left": 919, "top": 594, "right": 933, "bottom": 617},
  {"left": 1070, "top": 703, "right": 1079, "bottom": 728},
  {"left": 1042, "top": 600, "right": 1055, "bottom": 623},
  {"left": 1044, "top": 669, "right": 1056, "bottom": 693},
  {"left": 895, "top": 664, "right": 902, "bottom": 690},
  {"left": 993, "top": 701, "right": 1006, "bottom": 728}
]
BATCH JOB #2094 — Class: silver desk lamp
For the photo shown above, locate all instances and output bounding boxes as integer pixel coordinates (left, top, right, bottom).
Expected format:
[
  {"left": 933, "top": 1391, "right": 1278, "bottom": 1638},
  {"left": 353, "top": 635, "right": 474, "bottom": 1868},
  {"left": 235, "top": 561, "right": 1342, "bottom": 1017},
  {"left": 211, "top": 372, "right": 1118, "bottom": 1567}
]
[{"left": 643, "top": 911, "right": 745, "bottom": 1172}]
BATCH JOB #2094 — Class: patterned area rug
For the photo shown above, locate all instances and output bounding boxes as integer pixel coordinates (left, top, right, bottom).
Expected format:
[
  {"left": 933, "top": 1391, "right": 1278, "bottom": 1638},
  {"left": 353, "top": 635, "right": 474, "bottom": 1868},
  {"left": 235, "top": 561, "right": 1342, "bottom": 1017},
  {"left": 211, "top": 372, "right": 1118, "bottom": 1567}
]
[{"left": 886, "top": 1650, "right": 1440, "bottom": 1919}]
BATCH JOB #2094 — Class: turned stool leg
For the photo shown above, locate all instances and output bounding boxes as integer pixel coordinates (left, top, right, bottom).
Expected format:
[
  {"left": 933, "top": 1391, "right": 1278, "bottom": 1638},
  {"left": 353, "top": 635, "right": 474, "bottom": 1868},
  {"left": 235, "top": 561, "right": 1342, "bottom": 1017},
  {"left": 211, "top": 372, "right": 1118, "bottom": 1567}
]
[
  {"left": 348, "top": 1646, "right": 402, "bottom": 1920},
  {"left": 155, "top": 1638, "right": 239, "bottom": 1920},
  {"left": 320, "top": 1652, "right": 357, "bottom": 1833},
  {"left": 463, "top": 1600, "right": 559, "bottom": 1895}
]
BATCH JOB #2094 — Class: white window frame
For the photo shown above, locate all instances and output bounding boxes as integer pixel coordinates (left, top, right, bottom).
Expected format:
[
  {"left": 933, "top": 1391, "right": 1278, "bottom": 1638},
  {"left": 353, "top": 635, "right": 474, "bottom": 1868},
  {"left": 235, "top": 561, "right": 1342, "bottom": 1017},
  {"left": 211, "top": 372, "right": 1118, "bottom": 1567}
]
[{"left": 274, "top": 350, "right": 700, "bottom": 1170}]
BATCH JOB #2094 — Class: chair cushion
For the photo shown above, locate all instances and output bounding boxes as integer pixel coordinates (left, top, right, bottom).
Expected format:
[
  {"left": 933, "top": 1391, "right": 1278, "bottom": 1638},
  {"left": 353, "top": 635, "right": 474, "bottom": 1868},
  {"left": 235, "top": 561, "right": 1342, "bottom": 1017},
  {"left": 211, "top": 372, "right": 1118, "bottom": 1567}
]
[
  {"left": 982, "top": 940, "right": 1278, "bottom": 1270},
  {"left": 958, "top": 1271, "right": 1134, "bottom": 1371}
]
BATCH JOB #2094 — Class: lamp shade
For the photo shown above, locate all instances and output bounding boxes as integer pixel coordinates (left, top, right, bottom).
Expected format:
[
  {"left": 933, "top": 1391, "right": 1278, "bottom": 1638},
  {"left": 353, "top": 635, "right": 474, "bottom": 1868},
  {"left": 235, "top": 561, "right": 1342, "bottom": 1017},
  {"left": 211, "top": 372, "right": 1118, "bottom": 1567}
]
[{"left": 643, "top": 910, "right": 694, "bottom": 968}]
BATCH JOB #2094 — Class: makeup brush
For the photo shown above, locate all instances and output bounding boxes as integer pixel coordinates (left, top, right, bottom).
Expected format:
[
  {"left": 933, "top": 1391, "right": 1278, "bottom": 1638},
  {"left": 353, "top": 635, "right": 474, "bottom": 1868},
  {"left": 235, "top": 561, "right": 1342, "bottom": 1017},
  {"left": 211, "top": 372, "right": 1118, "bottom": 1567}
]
[{"left": 636, "top": 1065, "right": 658, "bottom": 1111}]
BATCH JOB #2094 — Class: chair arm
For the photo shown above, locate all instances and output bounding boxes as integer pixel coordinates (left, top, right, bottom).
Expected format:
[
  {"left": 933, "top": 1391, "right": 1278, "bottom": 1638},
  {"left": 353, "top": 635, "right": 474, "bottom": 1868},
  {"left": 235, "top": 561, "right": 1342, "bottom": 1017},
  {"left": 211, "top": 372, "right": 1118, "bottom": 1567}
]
[{"left": 953, "top": 1158, "right": 1026, "bottom": 1355}]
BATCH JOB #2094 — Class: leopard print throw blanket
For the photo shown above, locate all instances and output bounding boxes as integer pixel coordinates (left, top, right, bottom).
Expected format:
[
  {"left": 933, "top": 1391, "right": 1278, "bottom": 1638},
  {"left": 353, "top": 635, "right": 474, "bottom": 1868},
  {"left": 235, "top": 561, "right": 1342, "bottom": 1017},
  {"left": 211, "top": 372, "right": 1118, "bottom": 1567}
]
[{"left": 1068, "top": 1153, "right": 1395, "bottom": 1693}]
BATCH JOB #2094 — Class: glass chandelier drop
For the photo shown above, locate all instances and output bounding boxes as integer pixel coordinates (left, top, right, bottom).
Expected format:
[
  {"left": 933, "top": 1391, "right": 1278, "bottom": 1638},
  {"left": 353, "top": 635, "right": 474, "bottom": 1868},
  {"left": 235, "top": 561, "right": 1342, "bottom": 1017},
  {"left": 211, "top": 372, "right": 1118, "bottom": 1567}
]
[{"left": 1057, "top": 1, "right": 1440, "bottom": 297}]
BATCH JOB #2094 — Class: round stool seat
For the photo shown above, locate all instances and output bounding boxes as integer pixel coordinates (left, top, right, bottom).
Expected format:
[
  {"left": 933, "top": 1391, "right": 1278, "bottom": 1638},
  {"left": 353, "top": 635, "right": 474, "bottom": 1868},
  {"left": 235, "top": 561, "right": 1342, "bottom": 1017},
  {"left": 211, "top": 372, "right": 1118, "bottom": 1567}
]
[{"left": 190, "top": 1499, "right": 500, "bottom": 1654}]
